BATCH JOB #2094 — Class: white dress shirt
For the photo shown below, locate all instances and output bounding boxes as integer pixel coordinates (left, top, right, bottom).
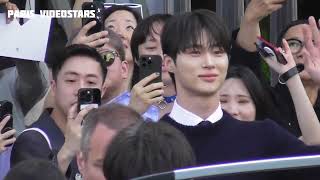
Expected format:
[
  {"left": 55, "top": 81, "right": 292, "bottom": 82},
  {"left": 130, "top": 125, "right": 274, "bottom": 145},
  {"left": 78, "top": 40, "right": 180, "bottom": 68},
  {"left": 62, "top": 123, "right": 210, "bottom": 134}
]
[{"left": 169, "top": 100, "right": 223, "bottom": 126}]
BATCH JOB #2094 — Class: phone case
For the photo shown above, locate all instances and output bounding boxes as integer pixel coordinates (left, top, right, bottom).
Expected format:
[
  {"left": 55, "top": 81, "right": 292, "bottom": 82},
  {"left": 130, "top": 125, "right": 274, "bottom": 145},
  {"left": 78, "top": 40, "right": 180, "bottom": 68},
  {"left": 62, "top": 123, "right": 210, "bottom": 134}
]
[
  {"left": 78, "top": 88, "right": 101, "bottom": 112},
  {"left": 138, "top": 55, "right": 162, "bottom": 86},
  {"left": 256, "top": 36, "right": 287, "bottom": 65},
  {"left": 82, "top": 1, "right": 104, "bottom": 36}
]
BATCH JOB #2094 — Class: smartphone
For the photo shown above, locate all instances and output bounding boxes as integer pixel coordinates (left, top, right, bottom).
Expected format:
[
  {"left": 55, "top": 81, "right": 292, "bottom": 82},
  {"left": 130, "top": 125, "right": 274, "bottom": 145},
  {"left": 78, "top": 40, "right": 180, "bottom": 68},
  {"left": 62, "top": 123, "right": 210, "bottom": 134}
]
[
  {"left": 0, "top": 101, "right": 14, "bottom": 147},
  {"left": 255, "top": 36, "right": 287, "bottom": 65},
  {"left": 138, "top": 55, "right": 162, "bottom": 86},
  {"left": 78, "top": 88, "right": 101, "bottom": 112},
  {"left": 82, "top": 1, "right": 104, "bottom": 36}
]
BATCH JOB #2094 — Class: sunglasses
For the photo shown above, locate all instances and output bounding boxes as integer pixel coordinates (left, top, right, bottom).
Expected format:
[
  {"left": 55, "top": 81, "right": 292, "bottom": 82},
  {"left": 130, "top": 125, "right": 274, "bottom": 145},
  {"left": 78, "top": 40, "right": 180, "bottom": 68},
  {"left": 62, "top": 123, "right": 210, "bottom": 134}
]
[
  {"left": 101, "top": 50, "right": 120, "bottom": 67},
  {"left": 103, "top": 2, "right": 143, "bottom": 18}
]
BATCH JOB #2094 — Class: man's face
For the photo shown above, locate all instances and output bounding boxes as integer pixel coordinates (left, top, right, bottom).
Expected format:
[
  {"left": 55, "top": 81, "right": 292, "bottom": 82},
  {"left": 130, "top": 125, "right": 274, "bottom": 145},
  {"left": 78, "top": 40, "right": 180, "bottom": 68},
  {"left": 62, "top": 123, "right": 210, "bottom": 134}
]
[
  {"left": 97, "top": 44, "right": 128, "bottom": 99},
  {"left": 77, "top": 124, "right": 117, "bottom": 180},
  {"left": 168, "top": 33, "right": 229, "bottom": 97},
  {"left": 105, "top": 10, "right": 137, "bottom": 63},
  {"left": 284, "top": 24, "right": 313, "bottom": 82},
  {"left": 138, "top": 22, "right": 172, "bottom": 85},
  {"left": 138, "top": 22, "right": 164, "bottom": 59},
  {"left": 52, "top": 56, "right": 104, "bottom": 116}
]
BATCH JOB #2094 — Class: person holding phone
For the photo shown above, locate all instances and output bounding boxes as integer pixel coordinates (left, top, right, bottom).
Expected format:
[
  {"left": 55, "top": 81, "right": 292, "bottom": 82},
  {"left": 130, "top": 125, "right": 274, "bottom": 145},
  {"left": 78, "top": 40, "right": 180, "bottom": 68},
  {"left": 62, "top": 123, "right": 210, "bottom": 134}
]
[
  {"left": 11, "top": 44, "right": 107, "bottom": 179},
  {"left": 0, "top": 115, "right": 16, "bottom": 180},
  {"left": 130, "top": 14, "right": 175, "bottom": 118},
  {"left": 231, "top": 0, "right": 320, "bottom": 145},
  {"left": 72, "top": 4, "right": 162, "bottom": 121},
  {"left": 160, "top": 9, "right": 320, "bottom": 180}
]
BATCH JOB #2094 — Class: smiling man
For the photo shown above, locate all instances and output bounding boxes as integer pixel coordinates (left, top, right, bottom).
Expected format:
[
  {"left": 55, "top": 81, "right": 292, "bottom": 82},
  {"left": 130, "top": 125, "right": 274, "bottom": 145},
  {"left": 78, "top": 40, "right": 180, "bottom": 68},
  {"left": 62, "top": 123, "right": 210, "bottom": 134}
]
[{"left": 160, "top": 9, "right": 320, "bottom": 180}]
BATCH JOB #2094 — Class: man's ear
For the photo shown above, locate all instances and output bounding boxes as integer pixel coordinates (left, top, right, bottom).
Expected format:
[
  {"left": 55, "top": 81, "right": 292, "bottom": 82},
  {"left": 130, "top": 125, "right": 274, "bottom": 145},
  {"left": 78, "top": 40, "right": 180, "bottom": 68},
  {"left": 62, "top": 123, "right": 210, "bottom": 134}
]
[
  {"left": 101, "top": 82, "right": 107, "bottom": 99},
  {"left": 76, "top": 152, "right": 86, "bottom": 175},
  {"left": 163, "top": 54, "right": 175, "bottom": 73},
  {"left": 51, "top": 79, "right": 57, "bottom": 98},
  {"left": 121, "top": 60, "right": 129, "bottom": 79}
]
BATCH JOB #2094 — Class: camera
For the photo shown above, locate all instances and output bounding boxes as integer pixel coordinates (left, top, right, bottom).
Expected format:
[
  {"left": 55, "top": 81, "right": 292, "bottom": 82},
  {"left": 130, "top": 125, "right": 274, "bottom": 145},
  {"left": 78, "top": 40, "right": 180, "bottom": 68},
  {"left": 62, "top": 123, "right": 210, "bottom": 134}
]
[{"left": 78, "top": 88, "right": 101, "bottom": 112}]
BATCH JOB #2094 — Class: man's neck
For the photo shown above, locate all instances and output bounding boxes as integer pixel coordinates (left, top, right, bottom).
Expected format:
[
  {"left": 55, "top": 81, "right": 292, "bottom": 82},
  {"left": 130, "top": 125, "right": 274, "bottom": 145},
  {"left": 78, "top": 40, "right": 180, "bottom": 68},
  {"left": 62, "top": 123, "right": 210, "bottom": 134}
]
[
  {"left": 176, "top": 90, "right": 220, "bottom": 120},
  {"left": 102, "top": 81, "right": 130, "bottom": 104},
  {"left": 164, "top": 84, "right": 176, "bottom": 97},
  {"left": 50, "top": 108, "right": 67, "bottom": 135}
]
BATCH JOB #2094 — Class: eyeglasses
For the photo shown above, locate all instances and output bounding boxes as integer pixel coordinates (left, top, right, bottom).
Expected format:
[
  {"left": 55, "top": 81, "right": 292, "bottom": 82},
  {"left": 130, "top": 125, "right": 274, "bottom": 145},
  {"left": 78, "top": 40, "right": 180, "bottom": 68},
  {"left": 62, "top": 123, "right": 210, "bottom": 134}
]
[
  {"left": 103, "top": 3, "right": 143, "bottom": 18},
  {"left": 286, "top": 38, "right": 303, "bottom": 54},
  {"left": 101, "top": 51, "right": 120, "bottom": 66}
]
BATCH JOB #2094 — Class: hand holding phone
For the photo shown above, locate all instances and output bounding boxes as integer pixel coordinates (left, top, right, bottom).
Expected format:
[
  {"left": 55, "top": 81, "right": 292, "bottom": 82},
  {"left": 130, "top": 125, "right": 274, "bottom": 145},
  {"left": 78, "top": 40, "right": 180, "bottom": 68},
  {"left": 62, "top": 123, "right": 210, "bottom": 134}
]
[
  {"left": 255, "top": 36, "right": 287, "bottom": 65},
  {"left": 0, "top": 101, "right": 13, "bottom": 134},
  {"left": 78, "top": 88, "right": 101, "bottom": 112},
  {"left": 0, "top": 100, "right": 15, "bottom": 148}
]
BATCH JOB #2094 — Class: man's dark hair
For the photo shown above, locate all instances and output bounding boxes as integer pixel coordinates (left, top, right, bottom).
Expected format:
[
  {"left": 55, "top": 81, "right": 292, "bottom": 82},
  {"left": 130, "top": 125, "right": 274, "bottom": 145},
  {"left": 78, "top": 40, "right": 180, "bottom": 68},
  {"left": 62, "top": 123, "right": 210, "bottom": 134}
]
[
  {"left": 103, "top": 121, "right": 196, "bottom": 180},
  {"left": 130, "top": 14, "right": 172, "bottom": 62},
  {"left": 226, "top": 66, "right": 279, "bottom": 121},
  {"left": 51, "top": 44, "right": 107, "bottom": 81},
  {"left": 161, "top": 9, "right": 231, "bottom": 62},
  {"left": 5, "top": 159, "right": 65, "bottom": 180},
  {"left": 102, "top": 5, "right": 142, "bottom": 25},
  {"left": 130, "top": 14, "right": 173, "bottom": 87},
  {"left": 80, "top": 104, "right": 143, "bottom": 157},
  {"left": 276, "top": 19, "right": 309, "bottom": 47}
]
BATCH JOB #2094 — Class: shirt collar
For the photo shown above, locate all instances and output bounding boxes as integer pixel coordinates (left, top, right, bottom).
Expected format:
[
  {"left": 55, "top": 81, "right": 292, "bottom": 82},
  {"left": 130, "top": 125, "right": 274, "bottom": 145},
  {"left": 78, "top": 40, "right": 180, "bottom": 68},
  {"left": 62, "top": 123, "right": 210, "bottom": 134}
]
[
  {"left": 107, "top": 91, "right": 130, "bottom": 104},
  {"left": 169, "top": 100, "right": 223, "bottom": 126}
]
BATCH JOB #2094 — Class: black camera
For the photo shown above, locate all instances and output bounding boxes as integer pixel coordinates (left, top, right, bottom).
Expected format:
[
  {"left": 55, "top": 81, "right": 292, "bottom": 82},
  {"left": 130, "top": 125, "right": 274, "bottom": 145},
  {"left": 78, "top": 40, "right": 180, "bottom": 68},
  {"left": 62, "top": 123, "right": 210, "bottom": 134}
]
[
  {"left": 82, "top": 1, "right": 105, "bottom": 36},
  {"left": 78, "top": 88, "right": 101, "bottom": 112}
]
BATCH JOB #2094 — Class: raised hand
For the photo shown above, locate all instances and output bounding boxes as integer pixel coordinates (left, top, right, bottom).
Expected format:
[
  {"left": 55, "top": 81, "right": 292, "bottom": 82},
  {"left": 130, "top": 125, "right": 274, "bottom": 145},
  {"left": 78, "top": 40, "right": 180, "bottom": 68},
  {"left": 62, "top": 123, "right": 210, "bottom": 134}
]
[
  {"left": 57, "top": 103, "right": 95, "bottom": 173},
  {"left": 237, "top": 0, "right": 287, "bottom": 51},
  {"left": 71, "top": 21, "right": 109, "bottom": 48},
  {"left": 129, "top": 73, "right": 164, "bottom": 114},
  {"left": 0, "top": 115, "right": 16, "bottom": 153},
  {"left": 303, "top": 16, "right": 320, "bottom": 85}
]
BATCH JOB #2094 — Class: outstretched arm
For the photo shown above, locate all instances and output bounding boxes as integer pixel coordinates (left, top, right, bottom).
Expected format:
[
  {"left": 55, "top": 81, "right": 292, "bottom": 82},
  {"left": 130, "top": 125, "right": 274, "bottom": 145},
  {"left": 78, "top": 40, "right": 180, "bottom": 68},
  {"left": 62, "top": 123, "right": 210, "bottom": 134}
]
[
  {"left": 237, "top": 0, "right": 286, "bottom": 52},
  {"left": 262, "top": 36, "right": 320, "bottom": 145}
]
